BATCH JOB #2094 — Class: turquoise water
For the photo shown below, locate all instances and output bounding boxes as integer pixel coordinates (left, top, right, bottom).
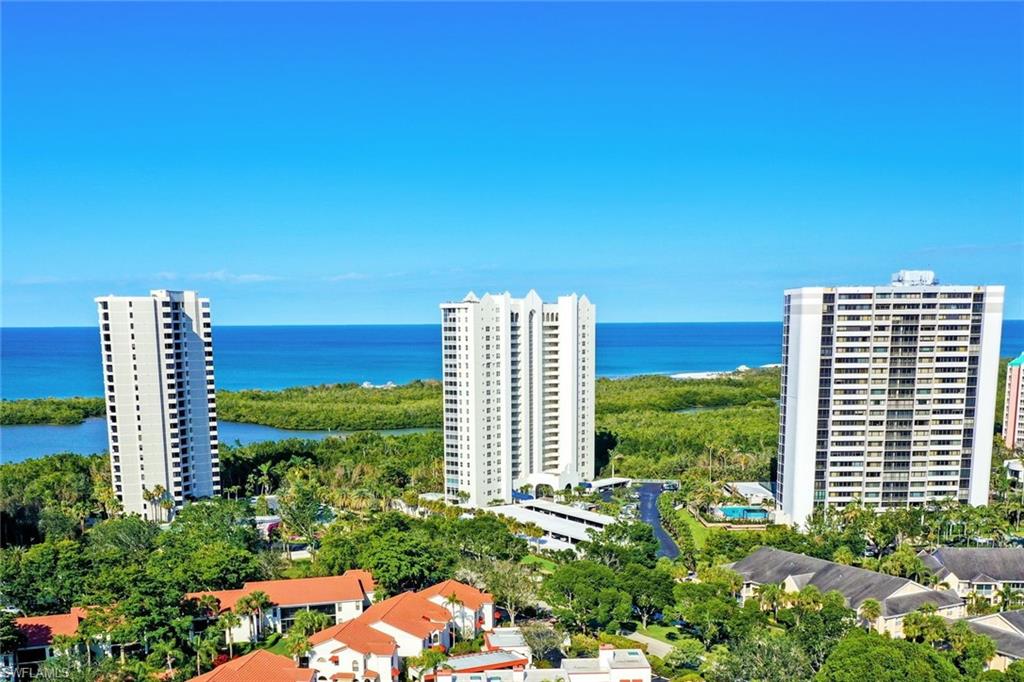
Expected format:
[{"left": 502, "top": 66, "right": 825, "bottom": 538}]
[
  {"left": 0, "top": 418, "right": 434, "bottom": 463},
  {"left": 719, "top": 505, "right": 769, "bottom": 520},
  {"left": 3, "top": 321, "right": 1021, "bottom": 399},
  {"left": 2, "top": 322, "right": 790, "bottom": 398},
  {"left": 4, "top": 321, "right": 1022, "bottom": 400}
]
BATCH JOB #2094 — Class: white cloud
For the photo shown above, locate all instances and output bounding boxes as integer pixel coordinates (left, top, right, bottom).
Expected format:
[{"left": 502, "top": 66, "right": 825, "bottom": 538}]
[
  {"left": 325, "top": 272, "right": 369, "bottom": 282},
  {"left": 192, "top": 270, "right": 283, "bottom": 284}
]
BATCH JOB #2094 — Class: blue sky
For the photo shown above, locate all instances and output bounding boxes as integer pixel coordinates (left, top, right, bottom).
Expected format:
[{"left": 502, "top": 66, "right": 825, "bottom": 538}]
[{"left": 2, "top": 2, "right": 1021, "bottom": 326}]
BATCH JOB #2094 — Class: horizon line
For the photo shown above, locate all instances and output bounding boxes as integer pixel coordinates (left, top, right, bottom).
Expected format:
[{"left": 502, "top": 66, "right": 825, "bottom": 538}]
[{"left": 3, "top": 318, "right": 1024, "bottom": 331}]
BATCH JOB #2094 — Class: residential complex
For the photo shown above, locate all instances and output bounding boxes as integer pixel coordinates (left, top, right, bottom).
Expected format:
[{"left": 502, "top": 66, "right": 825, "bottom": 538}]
[
  {"left": 965, "top": 611, "right": 1024, "bottom": 672},
  {"left": 775, "top": 271, "right": 1004, "bottom": 527},
  {"left": 919, "top": 547, "right": 1024, "bottom": 605},
  {"left": 440, "top": 291, "right": 595, "bottom": 507},
  {"left": 188, "top": 570, "right": 377, "bottom": 642},
  {"left": 730, "top": 547, "right": 966, "bottom": 637},
  {"left": 95, "top": 289, "right": 220, "bottom": 517},
  {"left": 189, "top": 650, "right": 314, "bottom": 682},
  {"left": 1004, "top": 352, "right": 1024, "bottom": 450}
]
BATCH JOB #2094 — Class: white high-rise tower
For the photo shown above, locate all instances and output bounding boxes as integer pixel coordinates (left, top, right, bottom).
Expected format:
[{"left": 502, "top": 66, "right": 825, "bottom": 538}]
[
  {"left": 95, "top": 290, "right": 221, "bottom": 518},
  {"left": 776, "top": 271, "right": 1004, "bottom": 528},
  {"left": 440, "top": 291, "right": 595, "bottom": 507}
]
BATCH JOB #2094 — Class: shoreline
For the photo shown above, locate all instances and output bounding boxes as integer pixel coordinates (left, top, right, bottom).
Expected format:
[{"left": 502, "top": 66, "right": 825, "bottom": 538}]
[
  {"left": 668, "top": 363, "right": 782, "bottom": 381},
  {"left": 2, "top": 365, "right": 786, "bottom": 402}
]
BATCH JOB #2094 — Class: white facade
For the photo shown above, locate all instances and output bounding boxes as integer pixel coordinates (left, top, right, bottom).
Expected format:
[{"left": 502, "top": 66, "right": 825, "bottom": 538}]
[
  {"left": 440, "top": 291, "right": 595, "bottom": 507},
  {"left": 776, "top": 271, "right": 1004, "bottom": 527},
  {"left": 95, "top": 290, "right": 220, "bottom": 517},
  {"left": 1003, "top": 353, "right": 1024, "bottom": 450}
]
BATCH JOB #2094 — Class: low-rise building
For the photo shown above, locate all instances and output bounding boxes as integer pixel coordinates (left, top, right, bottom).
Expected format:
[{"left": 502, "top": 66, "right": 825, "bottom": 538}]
[
  {"left": 725, "top": 482, "right": 775, "bottom": 506},
  {"left": 188, "top": 649, "right": 315, "bottom": 682},
  {"left": 2, "top": 608, "right": 109, "bottom": 681},
  {"left": 489, "top": 500, "right": 614, "bottom": 552},
  {"left": 730, "top": 547, "right": 965, "bottom": 637},
  {"left": 303, "top": 579, "right": 498, "bottom": 682},
  {"left": 357, "top": 592, "right": 453, "bottom": 658},
  {"left": 308, "top": 618, "right": 401, "bottom": 682},
  {"left": 482, "top": 628, "right": 532, "bottom": 663},
  {"left": 187, "top": 570, "right": 376, "bottom": 643},
  {"left": 919, "top": 548, "right": 1024, "bottom": 605},
  {"left": 428, "top": 650, "right": 529, "bottom": 682},
  {"left": 963, "top": 610, "right": 1024, "bottom": 672},
  {"left": 434, "top": 646, "right": 649, "bottom": 682},
  {"left": 418, "top": 580, "right": 495, "bottom": 636},
  {"left": 1006, "top": 459, "right": 1024, "bottom": 488}
]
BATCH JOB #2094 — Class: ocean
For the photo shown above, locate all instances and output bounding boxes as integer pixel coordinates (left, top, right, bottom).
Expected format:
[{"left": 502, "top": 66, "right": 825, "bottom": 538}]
[
  {"left": 2, "top": 321, "right": 1022, "bottom": 399},
  {"left": 2, "top": 321, "right": 1023, "bottom": 462}
]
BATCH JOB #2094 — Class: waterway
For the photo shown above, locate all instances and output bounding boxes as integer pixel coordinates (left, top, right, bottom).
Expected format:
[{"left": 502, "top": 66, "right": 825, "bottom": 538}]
[{"left": 0, "top": 418, "right": 434, "bottom": 463}]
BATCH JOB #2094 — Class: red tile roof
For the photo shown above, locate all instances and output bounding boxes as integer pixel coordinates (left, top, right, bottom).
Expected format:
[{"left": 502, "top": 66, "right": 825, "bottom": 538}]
[
  {"left": 309, "top": 618, "right": 398, "bottom": 655},
  {"left": 360, "top": 592, "right": 452, "bottom": 639},
  {"left": 417, "top": 581, "right": 493, "bottom": 611},
  {"left": 16, "top": 608, "right": 88, "bottom": 648},
  {"left": 188, "top": 650, "right": 313, "bottom": 682},
  {"left": 187, "top": 570, "right": 375, "bottom": 614}
]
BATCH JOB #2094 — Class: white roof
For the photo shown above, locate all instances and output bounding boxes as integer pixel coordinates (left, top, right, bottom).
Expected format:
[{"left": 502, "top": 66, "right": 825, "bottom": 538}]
[
  {"left": 728, "top": 481, "right": 774, "bottom": 499},
  {"left": 485, "top": 628, "right": 528, "bottom": 649},
  {"left": 489, "top": 505, "right": 597, "bottom": 542},
  {"left": 520, "top": 499, "right": 616, "bottom": 527},
  {"left": 590, "top": 477, "right": 632, "bottom": 489}
]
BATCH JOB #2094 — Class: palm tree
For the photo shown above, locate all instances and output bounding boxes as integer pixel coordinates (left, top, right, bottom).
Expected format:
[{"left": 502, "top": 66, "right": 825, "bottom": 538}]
[
  {"left": 754, "top": 583, "right": 784, "bottom": 619},
  {"left": 282, "top": 627, "right": 312, "bottom": 663},
  {"left": 998, "top": 584, "right": 1022, "bottom": 610},
  {"left": 235, "top": 596, "right": 257, "bottom": 644},
  {"left": 195, "top": 629, "right": 220, "bottom": 676},
  {"left": 151, "top": 640, "right": 183, "bottom": 673},
  {"left": 410, "top": 648, "right": 450, "bottom": 682},
  {"left": 218, "top": 610, "right": 242, "bottom": 658},
  {"left": 160, "top": 497, "right": 175, "bottom": 522},
  {"left": 247, "top": 591, "right": 273, "bottom": 642},
  {"left": 141, "top": 486, "right": 156, "bottom": 521},
  {"left": 443, "top": 593, "right": 465, "bottom": 642},
  {"left": 792, "top": 585, "right": 822, "bottom": 625},
  {"left": 859, "top": 599, "right": 882, "bottom": 630},
  {"left": 197, "top": 594, "right": 221, "bottom": 620},
  {"left": 257, "top": 461, "right": 274, "bottom": 495},
  {"left": 151, "top": 484, "right": 168, "bottom": 522}
]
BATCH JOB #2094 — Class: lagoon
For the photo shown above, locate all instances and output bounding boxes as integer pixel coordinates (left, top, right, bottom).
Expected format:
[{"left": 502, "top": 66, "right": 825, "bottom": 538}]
[{"left": 0, "top": 418, "right": 434, "bottom": 464}]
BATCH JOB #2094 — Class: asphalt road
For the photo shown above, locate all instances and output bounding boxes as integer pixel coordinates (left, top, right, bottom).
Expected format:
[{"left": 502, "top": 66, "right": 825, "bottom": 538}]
[{"left": 606, "top": 482, "right": 680, "bottom": 559}]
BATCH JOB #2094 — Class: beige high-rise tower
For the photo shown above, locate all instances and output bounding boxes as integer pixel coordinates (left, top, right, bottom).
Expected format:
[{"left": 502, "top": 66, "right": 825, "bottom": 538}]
[
  {"left": 95, "top": 290, "right": 220, "bottom": 518},
  {"left": 440, "top": 291, "right": 595, "bottom": 507},
  {"left": 776, "top": 271, "right": 1004, "bottom": 528}
]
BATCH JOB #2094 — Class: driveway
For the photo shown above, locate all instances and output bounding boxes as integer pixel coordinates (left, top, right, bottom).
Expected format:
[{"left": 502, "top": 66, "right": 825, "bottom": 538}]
[{"left": 625, "top": 631, "right": 673, "bottom": 658}]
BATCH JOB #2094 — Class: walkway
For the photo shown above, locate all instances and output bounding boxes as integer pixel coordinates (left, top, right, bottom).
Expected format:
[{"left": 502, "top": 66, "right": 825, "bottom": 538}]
[{"left": 625, "top": 632, "right": 673, "bottom": 658}]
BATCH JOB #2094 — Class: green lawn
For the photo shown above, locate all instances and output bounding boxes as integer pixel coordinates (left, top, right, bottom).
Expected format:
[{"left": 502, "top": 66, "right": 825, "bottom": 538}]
[
  {"left": 261, "top": 637, "right": 290, "bottom": 656},
  {"left": 638, "top": 623, "right": 686, "bottom": 644},
  {"left": 280, "top": 560, "right": 313, "bottom": 579},
  {"left": 521, "top": 555, "right": 558, "bottom": 573},
  {"left": 675, "top": 507, "right": 710, "bottom": 548}
]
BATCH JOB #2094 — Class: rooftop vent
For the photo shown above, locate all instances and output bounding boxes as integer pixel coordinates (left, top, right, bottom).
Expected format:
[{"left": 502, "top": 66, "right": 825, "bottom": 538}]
[{"left": 891, "top": 270, "right": 937, "bottom": 286}]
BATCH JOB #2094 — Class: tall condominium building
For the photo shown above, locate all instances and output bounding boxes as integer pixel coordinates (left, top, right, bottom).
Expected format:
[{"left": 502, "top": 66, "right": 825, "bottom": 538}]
[
  {"left": 776, "top": 271, "right": 1004, "bottom": 528},
  {"left": 440, "top": 291, "right": 595, "bottom": 507},
  {"left": 95, "top": 290, "right": 220, "bottom": 518},
  {"left": 1004, "top": 353, "right": 1024, "bottom": 450}
]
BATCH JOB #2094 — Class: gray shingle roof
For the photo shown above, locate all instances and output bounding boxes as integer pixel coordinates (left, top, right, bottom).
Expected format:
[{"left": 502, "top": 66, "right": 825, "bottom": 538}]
[
  {"left": 1002, "top": 610, "right": 1024, "bottom": 634},
  {"left": 921, "top": 548, "right": 1024, "bottom": 583},
  {"left": 966, "top": 620, "right": 1024, "bottom": 660},
  {"left": 731, "top": 547, "right": 963, "bottom": 618}
]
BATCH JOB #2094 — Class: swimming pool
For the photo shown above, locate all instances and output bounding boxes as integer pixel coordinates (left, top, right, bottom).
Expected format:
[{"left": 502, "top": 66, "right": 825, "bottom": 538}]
[{"left": 718, "top": 505, "right": 769, "bottom": 520}]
